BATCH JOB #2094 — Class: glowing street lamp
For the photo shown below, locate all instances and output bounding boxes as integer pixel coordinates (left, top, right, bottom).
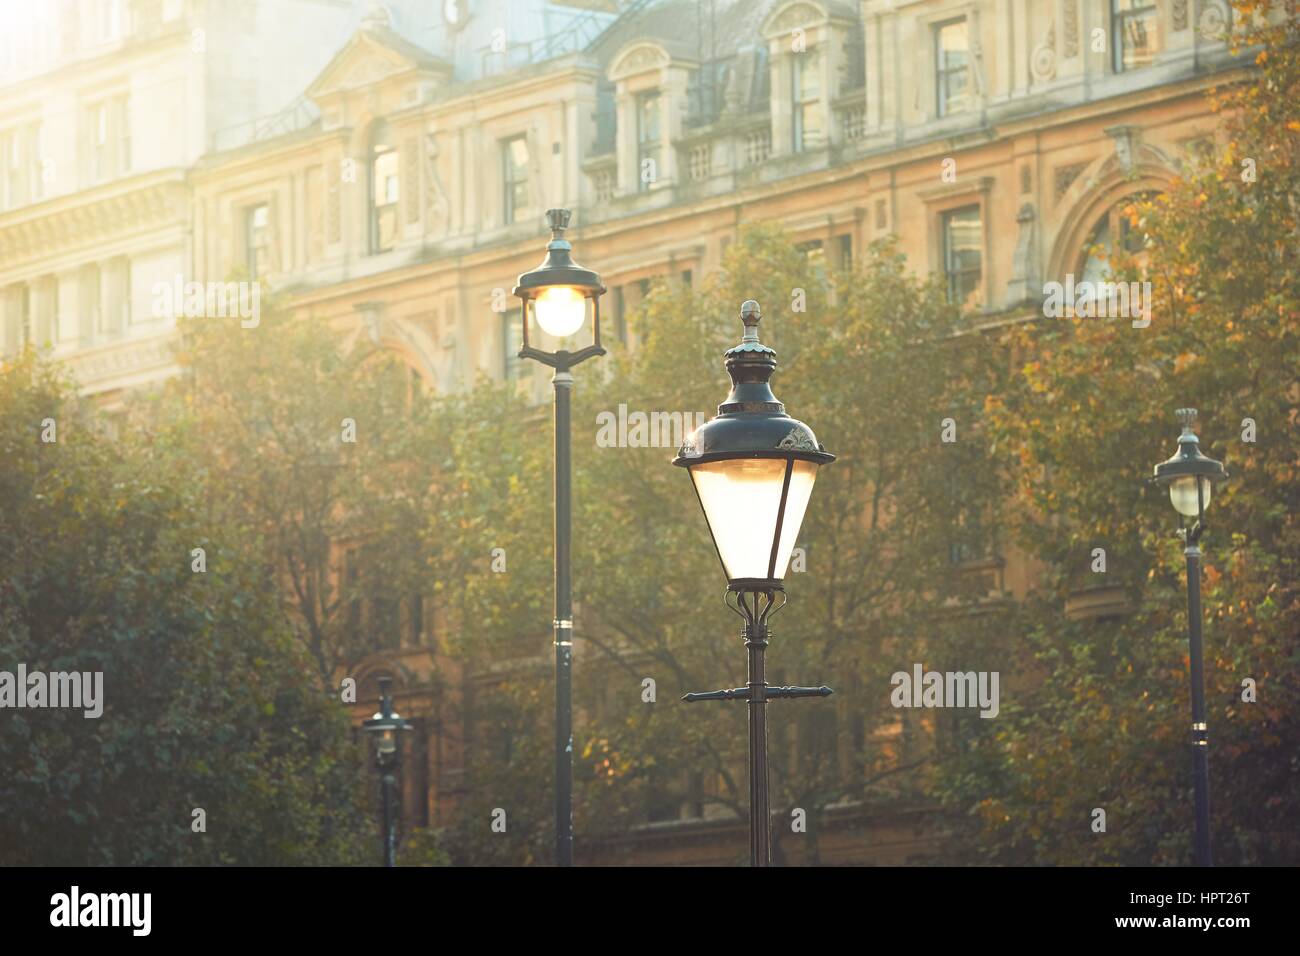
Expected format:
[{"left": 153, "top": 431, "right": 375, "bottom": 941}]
[
  {"left": 674, "top": 300, "right": 834, "bottom": 867},
  {"left": 513, "top": 208, "right": 606, "bottom": 867},
  {"left": 1151, "top": 407, "right": 1228, "bottom": 866}
]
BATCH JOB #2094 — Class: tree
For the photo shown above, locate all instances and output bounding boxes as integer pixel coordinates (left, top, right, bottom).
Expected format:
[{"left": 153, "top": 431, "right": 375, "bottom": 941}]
[
  {"left": 0, "top": 352, "right": 371, "bottom": 865},
  {"left": 953, "top": 1, "right": 1300, "bottom": 864}
]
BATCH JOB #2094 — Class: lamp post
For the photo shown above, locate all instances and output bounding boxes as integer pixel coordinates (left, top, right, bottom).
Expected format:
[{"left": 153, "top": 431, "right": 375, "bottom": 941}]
[
  {"left": 513, "top": 208, "right": 606, "bottom": 867},
  {"left": 673, "top": 300, "right": 834, "bottom": 867},
  {"left": 362, "top": 676, "right": 413, "bottom": 867},
  {"left": 1151, "top": 408, "right": 1228, "bottom": 867}
]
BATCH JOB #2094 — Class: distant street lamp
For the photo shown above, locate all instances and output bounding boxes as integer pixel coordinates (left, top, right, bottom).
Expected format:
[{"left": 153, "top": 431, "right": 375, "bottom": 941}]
[
  {"left": 514, "top": 208, "right": 606, "bottom": 867},
  {"left": 674, "top": 300, "right": 834, "bottom": 868},
  {"left": 1151, "top": 407, "right": 1228, "bottom": 867},
  {"left": 362, "top": 676, "right": 413, "bottom": 867}
]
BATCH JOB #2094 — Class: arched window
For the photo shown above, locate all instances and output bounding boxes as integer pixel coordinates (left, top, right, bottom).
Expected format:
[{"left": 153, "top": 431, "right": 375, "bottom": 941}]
[
  {"left": 369, "top": 121, "right": 399, "bottom": 254},
  {"left": 1078, "top": 191, "right": 1156, "bottom": 282}
]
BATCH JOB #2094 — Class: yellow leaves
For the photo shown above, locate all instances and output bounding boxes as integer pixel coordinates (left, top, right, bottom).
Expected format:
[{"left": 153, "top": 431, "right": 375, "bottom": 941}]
[{"left": 1173, "top": 352, "right": 1200, "bottom": 373}]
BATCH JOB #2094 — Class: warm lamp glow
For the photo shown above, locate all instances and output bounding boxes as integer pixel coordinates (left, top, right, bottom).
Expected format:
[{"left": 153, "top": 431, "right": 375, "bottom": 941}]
[
  {"left": 689, "top": 458, "right": 818, "bottom": 581},
  {"left": 534, "top": 286, "right": 586, "bottom": 338},
  {"left": 1169, "top": 475, "right": 1211, "bottom": 517}
]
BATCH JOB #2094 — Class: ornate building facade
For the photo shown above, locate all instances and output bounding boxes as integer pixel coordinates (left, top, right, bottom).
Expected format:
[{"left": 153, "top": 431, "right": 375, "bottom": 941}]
[{"left": 2, "top": 0, "right": 1259, "bottom": 862}]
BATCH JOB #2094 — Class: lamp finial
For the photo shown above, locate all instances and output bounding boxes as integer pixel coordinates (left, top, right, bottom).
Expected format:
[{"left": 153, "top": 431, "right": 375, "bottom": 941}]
[
  {"left": 1176, "top": 407, "right": 1198, "bottom": 434},
  {"left": 545, "top": 208, "right": 571, "bottom": 238}
]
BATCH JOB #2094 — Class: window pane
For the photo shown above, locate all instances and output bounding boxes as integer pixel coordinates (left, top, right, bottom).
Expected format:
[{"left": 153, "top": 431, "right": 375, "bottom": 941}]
[
  {"left": 943, "top": 206, "right": 982, "bottom": 308},
  {"left": 936, "top": 19, "right": 970, "bottom": 116}
]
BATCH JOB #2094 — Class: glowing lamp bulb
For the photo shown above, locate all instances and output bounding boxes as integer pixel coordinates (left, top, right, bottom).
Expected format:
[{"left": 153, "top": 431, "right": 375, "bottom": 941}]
[{"left": 534, "top": 286, "right": 586, "bottom": 338}]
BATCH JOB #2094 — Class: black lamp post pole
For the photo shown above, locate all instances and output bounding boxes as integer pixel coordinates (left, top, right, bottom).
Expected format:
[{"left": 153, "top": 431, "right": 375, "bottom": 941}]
[
  {"left": 745, "top": 617, "right": 771, "bottom": 866},
  {"left": 1184, "top": 534, "right": 1213, "bottom": 866},
  {"left": 553, "top": 364, "right": 575, "bottom": 868},
  {"left": 1152, "top": 408, "right": 1225, "bottom": 867},
  {"left": 381, "top": 766, "right": 396, "bottom": 868},
  {"left": 513, "top": 208, "right": 606, "bottom": 867}
]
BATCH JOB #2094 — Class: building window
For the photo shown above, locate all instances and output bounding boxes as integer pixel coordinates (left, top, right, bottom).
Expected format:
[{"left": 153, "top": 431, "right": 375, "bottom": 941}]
[
  {"left": 502, "top": 135, "right": 532, "bottom": 223},
  {"left": 636, "top": 92, "right": 661, "bottom": 191},
  {"left": 0, "top": 130, "right": 17, "bottom": 209},
  {"left": 797, "top": 239, "right": 827, "bottom": 284},
  {"left": 1080, "top": 193, "right": 1157, "bottom": 282},
  {"left": 1112, "top": 0, "right": 1160, "bottom": 72},
  {"left": 89, "top": 102, "right": 110, "bottom": 183},
  {"left": 502, "top": 309, "right": 522, "bottom": 380},
  {"left": 369, "top": 122, "right": 399, "bottom": 253},
  {"left": 245, "top": 204, "right": 270, "bottom": 279},
  {"left": 28, "top": 123, "right": 44, "bottom": 201},
  {"left": 942, "top": 206, "right": 982, "bottom": 308},
  {"left": 98, "top": 0, "right": 123, "bottom": 42},
  {"left": 115, "top": 96, "right": 130, "bottom": 174},
  {"left": 791, "top": 48, "right": 823, "bottom": 151},
  {"left": 838, "top": 234, "right": 853, "bottom": 270},
  {"left": 935, "top": 18, "right": 971, "bottom": 117}
]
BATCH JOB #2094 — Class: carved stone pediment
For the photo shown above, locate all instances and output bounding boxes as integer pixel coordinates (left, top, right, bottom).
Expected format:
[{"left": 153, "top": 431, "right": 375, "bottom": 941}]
[{"left": 307, "top": 28, "right": 450, "bottom": 104}]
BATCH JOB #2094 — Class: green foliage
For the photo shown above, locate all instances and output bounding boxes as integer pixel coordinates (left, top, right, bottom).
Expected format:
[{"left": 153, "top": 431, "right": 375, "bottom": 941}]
[
  {"left": 950, "top": 2, "right": 1300, "bottom": 864},
  {"left": 0, "top": 351, "right": 371, "bottom": 865}
]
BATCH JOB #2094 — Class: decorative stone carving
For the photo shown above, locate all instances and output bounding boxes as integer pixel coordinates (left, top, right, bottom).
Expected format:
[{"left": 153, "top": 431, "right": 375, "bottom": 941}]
[
  {"left": 1054, "top": 162, "right": 1086, "bottom": 202},
  {"left": 1031, "top": 23, "right": 1057, "bottom": 83},
  {"left": 1106, "top": 125, "right": 1141, "bottom": 175},
  {"left": 1004, "top": 202, "right": 1040, "bottom": 307},
  {"left": 1173, "top": 0, "right": 1190, "bottom": 31},
  {"left": 1198, "top": 1, "right": 1229, "bottom": 41},
  {"left": 1063, "top": 1, "right": 1079, "bottom": 58},
  {"left": 424, "top": 133, "right": 450, "bottom": 237}
]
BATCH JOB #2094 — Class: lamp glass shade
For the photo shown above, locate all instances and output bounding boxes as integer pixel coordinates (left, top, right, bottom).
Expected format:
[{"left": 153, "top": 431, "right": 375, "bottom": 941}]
[
  {"left": 1169, "top": 475, "right": 1211, "bottom": 517},
  {"left": 689, "top": 458, "right": 818, "bottom": 581},
  {"left": 533, "top": 286, "right": 586, "bottom": 338}
]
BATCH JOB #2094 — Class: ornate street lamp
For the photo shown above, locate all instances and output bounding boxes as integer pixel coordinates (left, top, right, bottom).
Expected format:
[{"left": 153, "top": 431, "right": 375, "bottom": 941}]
[
  {"left": 1151, "top": 407, "right": 1228, "bottom": 867},
  {"left": 674, "top": 299, "right": 834, "bottom": 868},
  {"left": 513, "top": 208, "right": 605, "bottom": 867},
  {"left": 362, "top": 676, "right": 413, "bottom": 867}
]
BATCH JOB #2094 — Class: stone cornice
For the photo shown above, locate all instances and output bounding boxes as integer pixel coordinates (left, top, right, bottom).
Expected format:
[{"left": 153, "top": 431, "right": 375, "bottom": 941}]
[{"left": 0, "top": 171, "right": 188, "bottom": 270}]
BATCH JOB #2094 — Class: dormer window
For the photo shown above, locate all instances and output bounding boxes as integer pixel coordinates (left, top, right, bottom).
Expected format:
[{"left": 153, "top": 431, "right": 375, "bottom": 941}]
[
  {"left": 369, "top": 121, "right": 399, "bottom": 253},
  {"left": 636, "top": 92, "right": 661, "bottom": 191},
  {"left": 935, "top": 18, "right": 971, "bottom": 117},
  {"left": 791, "top": 48, "right": 823, "bottom": 151}
]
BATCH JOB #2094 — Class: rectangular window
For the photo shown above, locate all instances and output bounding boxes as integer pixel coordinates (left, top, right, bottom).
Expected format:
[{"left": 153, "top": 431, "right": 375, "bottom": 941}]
[
  {"left": 371, "top": 144, "right": 399, "bottom": 252},
  {"left": 502, "top": 135, "right": 532, "bottom": 223},
  {"left": 636, "top": 92, "right": 660, "bottom": 191},
  {"left": 115, "top": 96, "right": 130, "bottom": 174},
  {"left": 797, "top": 239, "right": 827, "bottom": 284},
  {"left": 791, "top": 49, "right": 823, "bottom": 151},
  {"left": 245, "top": 204, "right": 269, "bottom": 279},
  {"left": 89, "top": 103, "right": 110, "bottom": 183},
  {"left": 935, "top": 18, "right": 971, "bottom": 117},
  {"left": 0, "top": 130, "right": 14, "bottom": 210},
  {"left": 838, "top": 233, "right": 853, "bottom": 270},
  {"left": 942, "top": 206, "right": 982, "bottom": 309},
  {"left": 28, "top": 123, "right": 44, "bottom": 202},
  {"left": 1112, "top": 0, "right": 1160, "bottom": 72}
]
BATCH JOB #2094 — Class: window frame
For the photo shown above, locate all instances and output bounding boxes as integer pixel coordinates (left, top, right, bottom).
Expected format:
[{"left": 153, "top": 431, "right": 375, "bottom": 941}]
[
  {"left": 941, "top": 204, "right": 983, "bottom": 309},
  {"left": 1111, "top": 0, "right": 1161, "bottom": 74},
  {"left": 501, "top": 134, "right": 532, "bottom": 223},
  {"left": 934, "top": 17, "right": 971, "bottom": 118}
]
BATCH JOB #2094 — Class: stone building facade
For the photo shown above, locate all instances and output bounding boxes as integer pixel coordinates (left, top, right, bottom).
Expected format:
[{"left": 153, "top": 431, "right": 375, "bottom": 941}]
[{"left": 1, "top": 0, "right": 1258, "bottom": 862}]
